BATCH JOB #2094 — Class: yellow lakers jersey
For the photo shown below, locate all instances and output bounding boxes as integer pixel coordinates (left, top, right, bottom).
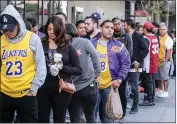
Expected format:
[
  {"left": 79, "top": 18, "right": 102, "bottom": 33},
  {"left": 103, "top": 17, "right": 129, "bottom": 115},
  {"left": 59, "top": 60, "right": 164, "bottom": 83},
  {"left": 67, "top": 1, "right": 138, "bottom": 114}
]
[
  {"left": 96, "top": 41, "right": 112, "bottom": 89},
  {"left": 159, "top": 34, "right": 172, "bottom": 65},
  {"left": 1, "top": 31, "right": 36, "bottom": 98}
]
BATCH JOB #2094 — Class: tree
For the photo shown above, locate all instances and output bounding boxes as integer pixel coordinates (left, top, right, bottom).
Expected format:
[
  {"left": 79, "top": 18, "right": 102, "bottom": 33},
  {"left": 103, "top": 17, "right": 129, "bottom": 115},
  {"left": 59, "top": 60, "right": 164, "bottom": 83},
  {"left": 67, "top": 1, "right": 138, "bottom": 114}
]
[{"left": 143, "top": 0, "right": 168, "bottom": 23}]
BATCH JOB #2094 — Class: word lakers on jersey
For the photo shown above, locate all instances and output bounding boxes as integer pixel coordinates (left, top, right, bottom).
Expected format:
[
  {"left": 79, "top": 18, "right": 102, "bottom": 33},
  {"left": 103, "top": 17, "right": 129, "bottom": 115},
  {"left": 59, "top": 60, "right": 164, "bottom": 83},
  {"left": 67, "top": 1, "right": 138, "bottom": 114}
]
[{"left": 1, "top": 31, "right": 36, "bottom": 98}]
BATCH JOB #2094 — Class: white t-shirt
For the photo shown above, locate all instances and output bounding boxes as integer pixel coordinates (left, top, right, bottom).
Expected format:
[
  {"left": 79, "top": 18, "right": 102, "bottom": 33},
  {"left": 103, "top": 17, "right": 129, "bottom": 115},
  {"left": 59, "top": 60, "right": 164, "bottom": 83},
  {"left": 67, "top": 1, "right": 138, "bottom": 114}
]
[{"left": 165, "top": 36, "right": 174, "bottom": 50}]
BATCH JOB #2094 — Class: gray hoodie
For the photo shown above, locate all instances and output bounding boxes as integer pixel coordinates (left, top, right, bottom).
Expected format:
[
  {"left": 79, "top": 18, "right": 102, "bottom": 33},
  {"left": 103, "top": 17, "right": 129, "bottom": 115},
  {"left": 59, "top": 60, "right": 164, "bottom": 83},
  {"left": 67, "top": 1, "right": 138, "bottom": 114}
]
[
  {"left": 1, "top": 5, "right": 47, "bottom": 93},
  {"left": 71, "top": 37, "right": 101, "bottom": 91}
]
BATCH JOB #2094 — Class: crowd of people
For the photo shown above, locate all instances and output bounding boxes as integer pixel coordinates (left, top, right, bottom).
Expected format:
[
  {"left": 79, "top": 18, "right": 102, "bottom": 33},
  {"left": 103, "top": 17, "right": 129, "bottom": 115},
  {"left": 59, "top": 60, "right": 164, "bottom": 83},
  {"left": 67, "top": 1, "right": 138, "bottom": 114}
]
[{"left": 0, "top": 5, "right": 175, "bottom": 123}]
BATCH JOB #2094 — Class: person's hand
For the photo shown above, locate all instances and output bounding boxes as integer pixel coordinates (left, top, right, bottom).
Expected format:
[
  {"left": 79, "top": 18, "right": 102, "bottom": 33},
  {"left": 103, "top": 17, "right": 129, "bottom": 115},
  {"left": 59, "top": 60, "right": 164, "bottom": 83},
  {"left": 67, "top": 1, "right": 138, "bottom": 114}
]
[
  {"left": 26, "top": 90, "right": 36, "bottom": 96},
  {"left": 56, "top": 62, "right": 63, "bottom": 70},
  {"left": 112, "top": 80, "right": 121, "bottom": 88},
  {"left": 132, "top": 60, "right": 140, "bottom": 68},
  {"left": 95, "top": 76, "right": 100, "bottom": 83},
  {"left": 50, "top": 64, "right": 60, "bottom": 76}
]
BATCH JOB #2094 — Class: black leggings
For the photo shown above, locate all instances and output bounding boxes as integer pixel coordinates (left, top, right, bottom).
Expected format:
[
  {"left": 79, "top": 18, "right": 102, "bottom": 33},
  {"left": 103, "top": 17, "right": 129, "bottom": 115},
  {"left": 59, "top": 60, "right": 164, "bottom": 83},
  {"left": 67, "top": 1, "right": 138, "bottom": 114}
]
[{"left": 37, "top": 88, "right": 72, "bottom": 123}]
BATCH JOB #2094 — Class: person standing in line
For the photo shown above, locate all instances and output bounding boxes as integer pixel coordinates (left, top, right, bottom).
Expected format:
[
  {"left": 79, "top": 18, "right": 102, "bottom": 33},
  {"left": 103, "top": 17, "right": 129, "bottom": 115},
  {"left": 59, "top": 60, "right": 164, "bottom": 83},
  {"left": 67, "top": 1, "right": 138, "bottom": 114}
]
[
  {"left": 91, "top": 12, "right": 102, "bottom": 27},
  {"left": 65, "top": 23, "right": 101, "bottom": 123},
  {"left": 56, "top": 12, "right": 68, "bottom": 24},
  {"left": 26, "top": 18, "right": 46, "bottom": 39},
  {"left": 76, "top": 20, "right": 87, "bottom": 37},
  {"left": 152, "top": 22, "right": 160, "bottom": 92},
  {"left": 112, "top": 17, "right": 133, "bottom": 110},
  {"left": 37, "top": 16, "right": 82, "bottom": 123},
  {"left": 91, "top": 20, "right": 131, "bottom": 123},
  {"left": 155, "top": 23, "right": 173, "bottom": 98},
  {"left": 112, "top": 17, "right": 133, "bottom": 57},
  {"left": 136, "top": 24, "right": 144, "bottom": 34},
  {"left": 84, "top": 16, "right": 101, "bottom": 40},
  {"left": 139, "top": 22, "right": 159, "bottom": 106},
  {"left": 24, "top": 20, "right": 32, "bottom": 31},
  {"left": 0, "top": 5, "right": 46, "bottom": 123},
  {"left": 124, "top": 19, "right": 149, "bottom": 114},
  {"left": 170, "top": 30, "right": 176, "bottom": 78}
]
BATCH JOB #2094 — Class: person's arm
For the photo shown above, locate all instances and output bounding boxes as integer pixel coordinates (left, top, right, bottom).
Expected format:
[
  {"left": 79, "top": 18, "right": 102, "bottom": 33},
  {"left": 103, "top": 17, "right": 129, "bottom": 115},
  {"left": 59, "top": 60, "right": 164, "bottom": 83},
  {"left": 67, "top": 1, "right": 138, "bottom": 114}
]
[
  {"left": 85, "top": 38, "right": 101, "bottom": 77},
  {"left": 62, "top": 44, "right": 82, "bottom": 75},
  {"left": 138, "top": 34, "right": 149, "bottom": 63},
  {"left": 165, "top": 37, "right": 174, "bottom": 62},
  {"left": 117, "top": 46, "right": 131, "bottom": 81},
  {"left": 126, "top": 33, "right": 133, "bottom": 57},
  {"left": 112, "top": 46, "right": 131, "bottom": 88},
  {"left": 30, "top": 34, "right": 47, "bottom": 94}
]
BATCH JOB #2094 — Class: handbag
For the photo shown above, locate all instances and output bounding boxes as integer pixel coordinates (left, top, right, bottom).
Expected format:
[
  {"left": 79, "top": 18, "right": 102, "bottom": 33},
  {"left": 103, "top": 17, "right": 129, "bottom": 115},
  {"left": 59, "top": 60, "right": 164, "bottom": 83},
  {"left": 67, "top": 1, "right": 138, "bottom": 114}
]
[
  {"left": 58, "top": 74, "right": 76, "bottom": 94},
  {"left": 106, "top": 86, "right": 123, "bottom": 120}
]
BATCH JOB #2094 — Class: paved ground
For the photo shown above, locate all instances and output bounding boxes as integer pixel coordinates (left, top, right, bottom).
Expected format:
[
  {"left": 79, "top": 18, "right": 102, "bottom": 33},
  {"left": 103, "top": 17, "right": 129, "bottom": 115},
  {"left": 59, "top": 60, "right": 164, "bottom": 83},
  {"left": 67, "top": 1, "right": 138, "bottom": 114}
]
[{"left": 124, "top": 78, "right": 176, "bottom": 124}]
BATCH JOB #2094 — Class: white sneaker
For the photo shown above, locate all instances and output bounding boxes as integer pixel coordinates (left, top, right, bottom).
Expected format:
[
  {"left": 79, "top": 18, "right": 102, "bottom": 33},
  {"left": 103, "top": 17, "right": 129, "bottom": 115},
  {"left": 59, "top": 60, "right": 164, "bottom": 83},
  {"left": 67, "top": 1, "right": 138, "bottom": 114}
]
[
  {"left": 156, "top": 90, "right": 163, "bottom": 96},
  {"left": 126, "top": 103, "right": 131, "bottom": 109},
  {"left": 158, "top": 92, "right": 169, "bottom": 98}
]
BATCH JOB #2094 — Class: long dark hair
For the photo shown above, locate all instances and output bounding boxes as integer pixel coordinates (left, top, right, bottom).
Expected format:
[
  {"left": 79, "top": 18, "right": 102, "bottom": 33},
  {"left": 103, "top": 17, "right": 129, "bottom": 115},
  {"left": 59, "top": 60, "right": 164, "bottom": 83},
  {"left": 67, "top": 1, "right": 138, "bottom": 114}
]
[{"left": 45, "top": 16, "right": 69, "bottom": 51}]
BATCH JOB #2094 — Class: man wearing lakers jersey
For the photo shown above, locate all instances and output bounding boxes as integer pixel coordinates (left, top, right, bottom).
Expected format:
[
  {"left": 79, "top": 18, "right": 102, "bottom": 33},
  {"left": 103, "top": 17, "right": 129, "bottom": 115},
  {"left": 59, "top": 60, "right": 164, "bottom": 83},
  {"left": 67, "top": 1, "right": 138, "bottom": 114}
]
[
  {"left": 155, "top": 23, "right": 173, "bottom": 98},
  {"left": 91, "top": 20, "right": 131, "bottom": 123},
  {"left": 0, "top": 5, "right": 46, "bottom": 122}
]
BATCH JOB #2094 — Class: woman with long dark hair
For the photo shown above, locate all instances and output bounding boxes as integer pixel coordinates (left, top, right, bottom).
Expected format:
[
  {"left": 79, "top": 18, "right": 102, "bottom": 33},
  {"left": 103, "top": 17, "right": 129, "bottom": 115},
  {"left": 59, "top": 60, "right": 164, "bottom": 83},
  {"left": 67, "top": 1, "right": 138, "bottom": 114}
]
[{"left": 37, "top": 16, "right": 82, "bottom": 123}]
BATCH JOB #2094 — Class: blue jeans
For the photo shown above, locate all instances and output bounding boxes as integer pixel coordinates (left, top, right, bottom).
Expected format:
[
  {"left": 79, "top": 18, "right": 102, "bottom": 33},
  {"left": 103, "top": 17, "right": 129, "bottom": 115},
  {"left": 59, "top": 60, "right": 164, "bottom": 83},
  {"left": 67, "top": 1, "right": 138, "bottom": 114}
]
[
  {"left": 126, "top": 79, "right": 131, "bottom": 104},
  {"left": 95, "top": 86, "right": 114, "bottom": 123}
]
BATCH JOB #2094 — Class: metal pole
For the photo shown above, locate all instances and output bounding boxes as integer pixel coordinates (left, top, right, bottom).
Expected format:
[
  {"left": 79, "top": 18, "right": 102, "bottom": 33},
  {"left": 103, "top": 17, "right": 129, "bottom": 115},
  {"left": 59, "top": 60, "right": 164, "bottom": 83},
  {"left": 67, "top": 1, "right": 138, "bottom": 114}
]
[
  {"left": 41, "top": 0, "right": 44, "bottom": 26},
  {"left": 48, "top": 0, "right": 51, "bottom": 18},
  {"left": 130, "top": 0, "right": 135, "bottom": 20},
  {"left": 0, "top": 0, "right": 1, "bottom": 12},
  {"left": 23, "top": 0, "right": 26, "bottom": 19},
  {"left": 37, "top": 0, "right": 39, "bottom": 24},
  {"left": 166, "top": 1, "right": 170, "bottom": 29}
]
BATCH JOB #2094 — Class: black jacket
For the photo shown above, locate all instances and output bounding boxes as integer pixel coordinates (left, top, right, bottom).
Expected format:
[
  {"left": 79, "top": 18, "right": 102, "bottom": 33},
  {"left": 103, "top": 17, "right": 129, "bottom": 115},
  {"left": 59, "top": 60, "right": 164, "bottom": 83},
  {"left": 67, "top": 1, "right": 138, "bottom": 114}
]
[
  {"left": 131, "top": 31, "right": 149, "bottom": 68},
  {"left": 41, "top": 41, "right": 82, "bottom": 91},
  {"left": 113, "top": 29, "right": 133, "bottom": 57}
]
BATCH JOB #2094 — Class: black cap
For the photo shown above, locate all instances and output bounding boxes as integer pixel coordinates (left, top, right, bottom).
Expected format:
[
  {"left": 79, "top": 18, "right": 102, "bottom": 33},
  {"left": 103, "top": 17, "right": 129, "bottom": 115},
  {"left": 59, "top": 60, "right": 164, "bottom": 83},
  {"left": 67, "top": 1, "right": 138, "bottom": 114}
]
[
  {"left": 91, "top": 12, "right": 101, "bottom": 20},
  {"left": 0, "top": 14, "right": 18, "bottom": 30}
]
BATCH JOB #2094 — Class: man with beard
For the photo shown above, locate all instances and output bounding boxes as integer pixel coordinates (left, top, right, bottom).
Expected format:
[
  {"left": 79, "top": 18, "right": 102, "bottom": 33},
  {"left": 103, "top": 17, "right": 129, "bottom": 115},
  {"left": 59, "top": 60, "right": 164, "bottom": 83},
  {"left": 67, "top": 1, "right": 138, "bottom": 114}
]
[{"left": 84, "top": 16, "right": 101, "bottom": 40}]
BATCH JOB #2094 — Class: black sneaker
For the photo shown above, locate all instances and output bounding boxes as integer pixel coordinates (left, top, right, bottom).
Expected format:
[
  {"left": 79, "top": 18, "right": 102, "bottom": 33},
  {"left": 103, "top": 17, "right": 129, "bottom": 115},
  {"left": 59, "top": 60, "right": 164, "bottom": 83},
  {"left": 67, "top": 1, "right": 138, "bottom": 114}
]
[
  {"left": 152, "top": 102, "right": 155, "bottom": 106},
  {"left": 139, "top": 101, "right": 154, "bottom": 106},
  {"left": 129, "top": 107, "right": 138, "bottom": 114}
]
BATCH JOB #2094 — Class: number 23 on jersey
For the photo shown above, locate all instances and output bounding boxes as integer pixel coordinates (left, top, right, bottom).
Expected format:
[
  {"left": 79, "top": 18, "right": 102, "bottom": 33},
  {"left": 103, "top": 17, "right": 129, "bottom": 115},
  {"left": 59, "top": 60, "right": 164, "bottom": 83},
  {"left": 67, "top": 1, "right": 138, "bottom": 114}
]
[{"left": 6, "top": 61, "right": 23, "bottom": 76}]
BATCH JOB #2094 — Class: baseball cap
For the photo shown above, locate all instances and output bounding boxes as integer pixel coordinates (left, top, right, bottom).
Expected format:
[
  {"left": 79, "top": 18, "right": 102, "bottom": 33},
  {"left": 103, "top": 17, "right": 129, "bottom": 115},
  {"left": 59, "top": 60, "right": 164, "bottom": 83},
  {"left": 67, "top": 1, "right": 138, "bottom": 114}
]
[
  {"left": 143, "top": 21, "right": 155, "bottom": 30},
  {"left": 0, "top": 14, "right": 18, "bottom": 31},
  {"left": 91, "top": 12, "right": 101, "bottom": 20}
]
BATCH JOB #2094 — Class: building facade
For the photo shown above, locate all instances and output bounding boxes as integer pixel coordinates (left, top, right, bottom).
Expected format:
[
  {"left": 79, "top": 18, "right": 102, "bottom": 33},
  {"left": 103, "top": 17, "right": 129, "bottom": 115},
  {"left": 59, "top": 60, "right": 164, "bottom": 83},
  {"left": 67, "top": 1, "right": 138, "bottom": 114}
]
[{"left": 0, "top": 0, "right": 126, "bottom": 26}]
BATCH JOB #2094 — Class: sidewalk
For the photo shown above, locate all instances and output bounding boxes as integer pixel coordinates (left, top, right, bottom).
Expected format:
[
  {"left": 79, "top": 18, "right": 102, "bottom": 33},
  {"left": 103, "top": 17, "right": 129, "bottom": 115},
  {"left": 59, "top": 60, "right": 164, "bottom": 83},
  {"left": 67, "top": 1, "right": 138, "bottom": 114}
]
[{"left": 124, "top": 78, "right": 176, "bottom": 123}]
